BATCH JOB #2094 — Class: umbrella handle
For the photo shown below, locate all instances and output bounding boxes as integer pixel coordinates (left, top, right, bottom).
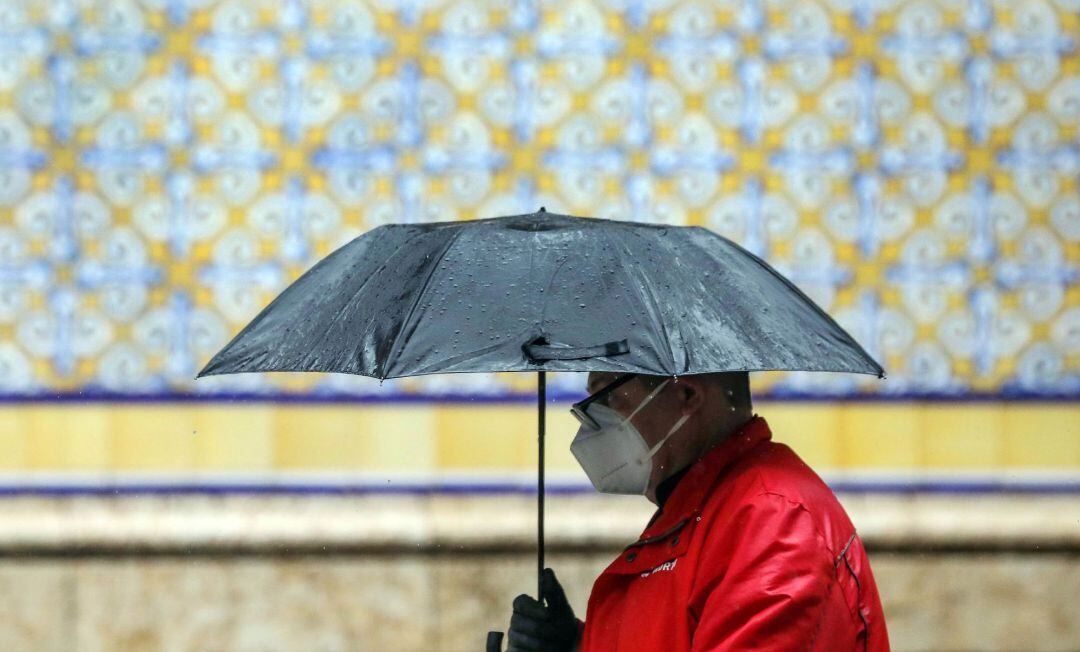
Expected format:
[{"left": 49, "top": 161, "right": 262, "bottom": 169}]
[
  {"left": 523, "top": 337, "right": 629, "bottom": 362},
  {"left": 486, "top": 630, "right": 504, "bottom": 652}
]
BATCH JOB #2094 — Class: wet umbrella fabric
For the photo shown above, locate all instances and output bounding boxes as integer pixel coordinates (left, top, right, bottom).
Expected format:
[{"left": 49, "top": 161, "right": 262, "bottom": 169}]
[
  {"left": 196, "top": 209, "right": 884, "bottom": 648},
  {"left": 197, "top": 209, "right": 883, "bottom": 380}
]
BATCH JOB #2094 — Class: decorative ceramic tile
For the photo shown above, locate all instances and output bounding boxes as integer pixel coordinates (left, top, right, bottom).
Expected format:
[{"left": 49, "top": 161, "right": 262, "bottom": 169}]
[{"left": 0, "top": 0, "right": 1074, "bottom": 399}]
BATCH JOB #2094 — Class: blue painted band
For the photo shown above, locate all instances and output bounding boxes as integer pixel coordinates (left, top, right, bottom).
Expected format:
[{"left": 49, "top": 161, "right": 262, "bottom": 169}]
[
  {"left": 0, "top": 480, "right": 1076, "bottom": 497},
  {"left": 0, "top": 390, "right": 1077, "bottom": 404}
]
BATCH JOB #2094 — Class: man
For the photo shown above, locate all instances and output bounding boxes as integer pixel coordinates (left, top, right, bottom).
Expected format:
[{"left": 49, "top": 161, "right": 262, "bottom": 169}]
[{"left": 505, "top": 371, "right": 889, "bottom": 651}]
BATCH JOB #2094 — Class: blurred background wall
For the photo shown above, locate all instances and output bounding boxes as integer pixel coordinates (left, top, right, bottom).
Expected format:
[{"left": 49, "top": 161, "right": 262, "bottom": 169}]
[{"left": 0, "top": 0, "right": 1077, "bottom": 650}]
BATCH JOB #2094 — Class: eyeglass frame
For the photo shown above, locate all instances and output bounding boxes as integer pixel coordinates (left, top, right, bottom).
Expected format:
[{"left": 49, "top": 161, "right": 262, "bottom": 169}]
[{"left": 570, "top": 372, "right": 639, "bottom": 430}]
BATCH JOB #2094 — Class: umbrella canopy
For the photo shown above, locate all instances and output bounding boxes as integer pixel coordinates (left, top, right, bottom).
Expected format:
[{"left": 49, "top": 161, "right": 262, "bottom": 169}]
[{"left": 197, "top": 208, "right": 883, "bottom": 381}]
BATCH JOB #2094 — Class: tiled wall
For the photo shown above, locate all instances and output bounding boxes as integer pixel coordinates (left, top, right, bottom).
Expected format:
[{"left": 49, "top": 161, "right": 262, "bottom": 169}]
[{"left": 0, "top": 0, "right": 1076, "bottom": 399}]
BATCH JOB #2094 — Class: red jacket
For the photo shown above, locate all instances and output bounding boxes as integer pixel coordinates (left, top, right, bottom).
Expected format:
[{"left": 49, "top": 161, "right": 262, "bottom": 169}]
[{"left": 577, "top": 414, "right": 889, "bottom": 651}]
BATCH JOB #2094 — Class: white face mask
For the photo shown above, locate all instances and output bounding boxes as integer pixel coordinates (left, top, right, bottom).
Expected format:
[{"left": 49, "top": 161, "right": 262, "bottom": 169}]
[{"left": 570, "top": 378, "right": 692, "bottom": 496}]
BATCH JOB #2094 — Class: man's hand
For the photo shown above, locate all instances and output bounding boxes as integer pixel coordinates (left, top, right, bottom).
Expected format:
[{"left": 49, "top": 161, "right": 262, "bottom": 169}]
[{"left": 507, "top": 568, "right": 581, "bottom": 652}]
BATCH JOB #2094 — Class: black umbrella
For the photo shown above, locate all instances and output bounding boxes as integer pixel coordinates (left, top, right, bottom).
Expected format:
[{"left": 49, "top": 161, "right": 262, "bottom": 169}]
[
  {"left": 198, "top": 208, "right": 882, "bottom": 380},
  {"left": 197, "top": 208, "right": 884, "bottom": 643}
]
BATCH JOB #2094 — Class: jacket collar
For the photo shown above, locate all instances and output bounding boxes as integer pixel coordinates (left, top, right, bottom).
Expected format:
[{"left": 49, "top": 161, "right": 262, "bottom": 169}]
[{"left": 640, "top": 413, "right": 772, "bottom": 538}]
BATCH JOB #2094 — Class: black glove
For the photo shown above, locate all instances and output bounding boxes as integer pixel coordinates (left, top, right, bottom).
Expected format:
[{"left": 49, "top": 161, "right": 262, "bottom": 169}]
[{"left": 507, "top": 567, "right": 581, "bottom": 652}]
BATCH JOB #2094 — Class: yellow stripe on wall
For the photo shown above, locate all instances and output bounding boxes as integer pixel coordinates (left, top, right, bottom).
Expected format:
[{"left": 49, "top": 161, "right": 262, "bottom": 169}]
[{"left": 0, "top": 402, "right": 1076, "bottom": 473}]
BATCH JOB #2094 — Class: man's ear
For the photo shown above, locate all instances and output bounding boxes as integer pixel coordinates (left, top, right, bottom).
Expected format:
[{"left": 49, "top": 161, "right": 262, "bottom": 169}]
[{"left": 674, "top": 377, "right": 705, "bottom": 414}]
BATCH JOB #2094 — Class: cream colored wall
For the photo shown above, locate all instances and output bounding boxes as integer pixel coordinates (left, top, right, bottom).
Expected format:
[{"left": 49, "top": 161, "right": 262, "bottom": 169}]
[
  {"left": 1, "top": 492, "right": 1078, "bottom": 651},
  {"left": 8, "top": 557, "right": 1080, "bottom": 652},
  {"left": 1, "top": 552, "right": 1077, "bottom": 651}
]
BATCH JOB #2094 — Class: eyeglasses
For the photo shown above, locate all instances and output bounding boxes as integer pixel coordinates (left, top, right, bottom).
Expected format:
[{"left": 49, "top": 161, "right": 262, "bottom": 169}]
[{"left": 570, "top": 373, "right": 638, "bottom": 430}]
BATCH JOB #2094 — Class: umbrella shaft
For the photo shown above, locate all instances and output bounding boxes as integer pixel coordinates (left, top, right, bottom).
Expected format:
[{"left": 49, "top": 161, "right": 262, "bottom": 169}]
[{"left": 537, "top": 370, "right": 545, "bottom": 598}]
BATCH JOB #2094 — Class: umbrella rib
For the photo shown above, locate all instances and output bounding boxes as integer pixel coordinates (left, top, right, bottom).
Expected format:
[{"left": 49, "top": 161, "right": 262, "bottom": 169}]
[
  {"left": 380, "top": 226, "right": 466, "bottom": 379},
  {"left": 199, "top": 228, "right": 396, "bottom": 378},
  {"left": 290, "top": 228, "right": 417, "bottom": 376},
  {"left": 537, "top": 255, "right": 571, "bottom": 331},
  {"left": 399, "top": 340, "right": 508, "bottom": 377},
  {"left": 605, "top": 227, "right": 678, "bottom": 374},
  {"left": 710, "top": 231, "right": 886, "bottom": 379}
]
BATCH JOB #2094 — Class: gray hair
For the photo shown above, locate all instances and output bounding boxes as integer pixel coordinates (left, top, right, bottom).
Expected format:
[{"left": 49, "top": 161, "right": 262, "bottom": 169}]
[{"left": 638, "top": 372, "right": 752, "bottom": 408}]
